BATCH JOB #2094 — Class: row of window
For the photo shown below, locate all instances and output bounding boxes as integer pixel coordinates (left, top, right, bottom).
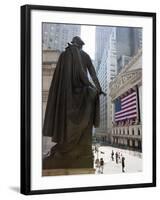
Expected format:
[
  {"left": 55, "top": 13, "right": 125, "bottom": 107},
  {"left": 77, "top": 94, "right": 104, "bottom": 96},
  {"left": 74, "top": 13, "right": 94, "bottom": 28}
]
[{"left": 113, "top": 128, "right": 141, "bottom": 136}]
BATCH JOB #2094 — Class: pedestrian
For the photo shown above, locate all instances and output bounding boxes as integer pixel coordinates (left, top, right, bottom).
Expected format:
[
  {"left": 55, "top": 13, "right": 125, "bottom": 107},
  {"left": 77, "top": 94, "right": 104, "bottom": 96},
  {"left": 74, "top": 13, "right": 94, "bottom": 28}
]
[
  {"left": 95, "top": 158, "right": 100, "bottom": 167},
  {"left": 120, "top": 152, "right": 123, "bottom": 163},
  {"left": 111, "top": 150, "right": 114, "bottom": 161},
  {"left": 100, "top": 158, "right": 104, "bottom": 174},
  {"left": 122, "top": 156, "right": 125, "bottom": 172},
  {"left": 95, "top": 158, "right": 100, "bottom": 173},
  {"left": 95, "top": 146, "right": 98, "bottom": 153},
  {"left": 118, "top": 152, "right": 121, "bottom": 163},
  {"left": 115, "top": 152, "right": 118, "bottom": 164}
]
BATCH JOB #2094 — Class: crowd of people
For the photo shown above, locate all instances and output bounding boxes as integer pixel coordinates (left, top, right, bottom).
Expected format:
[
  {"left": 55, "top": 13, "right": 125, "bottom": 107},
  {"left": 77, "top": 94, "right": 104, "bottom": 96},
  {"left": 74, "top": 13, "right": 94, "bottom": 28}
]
[
  {"left": 111, "top": 150, "right": 125, "bottom": 172},
  {"left": 95, "top": 157, "right": 104, "bottom": 174},
  {"left": 94, "top": 146, "right": 126, "bottom": 174}
]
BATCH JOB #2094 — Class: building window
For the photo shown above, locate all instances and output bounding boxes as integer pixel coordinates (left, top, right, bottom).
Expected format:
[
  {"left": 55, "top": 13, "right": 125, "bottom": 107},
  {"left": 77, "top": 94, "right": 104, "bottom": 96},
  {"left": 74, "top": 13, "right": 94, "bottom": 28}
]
[
  {"left": 132, "top": 129, "right": 134, "bottom": 135},
  {"left": 127, "top": 129, "right": 129, "bottom": 135}
]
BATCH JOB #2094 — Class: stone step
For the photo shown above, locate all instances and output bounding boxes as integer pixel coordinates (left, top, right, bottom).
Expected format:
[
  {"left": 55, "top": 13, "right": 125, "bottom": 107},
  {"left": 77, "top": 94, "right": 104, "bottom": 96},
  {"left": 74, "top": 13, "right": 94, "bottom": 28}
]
[{"left": 42, "top": 168, "right": 95, "bottom": 176}]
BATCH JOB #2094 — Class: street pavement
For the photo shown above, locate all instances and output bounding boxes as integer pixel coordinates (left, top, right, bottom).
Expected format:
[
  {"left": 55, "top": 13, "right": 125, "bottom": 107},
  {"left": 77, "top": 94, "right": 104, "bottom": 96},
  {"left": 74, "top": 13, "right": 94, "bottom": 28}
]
[{"left": 93, "top": 146, "right": 142, "bottom": 174}]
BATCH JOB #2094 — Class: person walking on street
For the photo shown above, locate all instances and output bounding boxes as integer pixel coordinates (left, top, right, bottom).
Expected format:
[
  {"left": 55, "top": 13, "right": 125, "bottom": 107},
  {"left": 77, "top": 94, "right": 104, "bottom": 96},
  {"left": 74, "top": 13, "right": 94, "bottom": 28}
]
[
  {"left": 122, "top": 156, "right": 125, "bottom": 172},
  {"left": 95, "top": 158, "right": 100, "bottom": 173},
  {"left": 118, "top": 152, "right": 121, "bottom": 163},
  {"left": 100, "top": 158, "right": 104, "bottom": 174},
  {"left": 111, "top": 150, "right": 114, "bottom": 161},
  {"left": 95, "top": 145, "right": 98, "bottom": 153},
  {"left": 115, "top": 152, "right": 119, "bottom": 164}
]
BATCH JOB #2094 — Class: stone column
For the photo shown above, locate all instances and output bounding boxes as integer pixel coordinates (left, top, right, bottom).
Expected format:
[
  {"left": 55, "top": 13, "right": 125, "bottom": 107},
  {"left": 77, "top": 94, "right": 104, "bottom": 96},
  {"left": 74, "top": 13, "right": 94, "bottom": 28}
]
[{"left": 138, "top": 85, "right": 142, "bottom": 123}]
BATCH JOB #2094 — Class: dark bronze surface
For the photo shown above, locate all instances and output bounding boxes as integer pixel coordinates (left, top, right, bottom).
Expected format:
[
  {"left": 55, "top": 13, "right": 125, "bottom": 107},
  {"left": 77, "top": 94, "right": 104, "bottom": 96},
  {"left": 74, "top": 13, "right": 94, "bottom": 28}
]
[{"left": 43, "top": 39, "right": 102, "bottom": 169}]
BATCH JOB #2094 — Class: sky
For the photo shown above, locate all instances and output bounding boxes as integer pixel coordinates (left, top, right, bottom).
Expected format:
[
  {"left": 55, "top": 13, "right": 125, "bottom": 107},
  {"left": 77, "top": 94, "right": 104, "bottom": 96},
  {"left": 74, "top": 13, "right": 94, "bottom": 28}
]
[{"left": 81, "top": 25, "right": 95, "bottom": 60}]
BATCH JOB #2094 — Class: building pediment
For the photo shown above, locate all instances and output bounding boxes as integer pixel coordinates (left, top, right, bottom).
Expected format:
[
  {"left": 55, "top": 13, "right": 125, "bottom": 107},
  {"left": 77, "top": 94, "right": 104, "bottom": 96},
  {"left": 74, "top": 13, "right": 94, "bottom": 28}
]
[{"left": 110, "top": 68, "right": 142, "bottom": 100}]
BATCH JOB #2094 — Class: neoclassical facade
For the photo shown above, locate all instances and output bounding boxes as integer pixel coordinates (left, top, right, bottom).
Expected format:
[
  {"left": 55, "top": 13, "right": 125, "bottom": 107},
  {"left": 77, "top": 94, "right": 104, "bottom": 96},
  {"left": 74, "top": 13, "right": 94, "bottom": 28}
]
[
  {"left": 109, "top": 49, "right": 142, "bottom": 151},
  {"left": 42, "top": 50, "right": 60, "bottom": 154},
  {"left": 42, "top": 50, "right": 60, "bottom": 120}
]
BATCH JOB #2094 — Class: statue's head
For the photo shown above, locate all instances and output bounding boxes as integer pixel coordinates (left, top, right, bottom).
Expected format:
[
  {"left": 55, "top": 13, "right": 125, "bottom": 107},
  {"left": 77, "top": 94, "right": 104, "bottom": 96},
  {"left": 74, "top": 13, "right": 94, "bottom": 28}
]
[{"left": 71, "top": 36, "right": 85, "bottom": 49}]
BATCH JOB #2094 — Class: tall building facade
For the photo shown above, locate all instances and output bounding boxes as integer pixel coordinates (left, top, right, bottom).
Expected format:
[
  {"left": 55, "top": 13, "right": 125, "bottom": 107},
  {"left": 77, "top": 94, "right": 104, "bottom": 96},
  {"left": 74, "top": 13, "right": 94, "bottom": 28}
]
[
  {"left": 95, "top": 26, "right": 142, "bottom": 146},
  {"left": 116, "top": 27, "right": 142, "bottom": 73},
  {"left": 42, "top": 23, "right": 81, "bottom": 52},
  {"left": 106, "top": 28, "right": 117, "bottom": 142},
  {"left": 106, "top": 27, "right": 142, "bottom": 143},
  {"left": 109, "top": 49, "right": 142, "bottom": 151},
  {"left": 95, "top": 28, "right": 116, "bottom": 143},
  {"left": 95, "top": 26, "right": 112, "bottom": 72},
  {"left": 96, "top": 47, "right": 108, "bottom": 142}
]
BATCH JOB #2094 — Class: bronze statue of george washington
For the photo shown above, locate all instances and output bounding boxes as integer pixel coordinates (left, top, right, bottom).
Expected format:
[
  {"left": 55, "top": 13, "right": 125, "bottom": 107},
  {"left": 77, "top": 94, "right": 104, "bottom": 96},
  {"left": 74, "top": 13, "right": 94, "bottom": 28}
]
[{"left": 43, "top": 36, "right": 104, "bottom": 169}]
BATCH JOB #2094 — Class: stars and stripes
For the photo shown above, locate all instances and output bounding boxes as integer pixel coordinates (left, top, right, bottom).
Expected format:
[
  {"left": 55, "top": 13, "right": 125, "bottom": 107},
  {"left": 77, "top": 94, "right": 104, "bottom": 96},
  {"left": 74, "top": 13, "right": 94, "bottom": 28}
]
[{"left": 114, "top": 89, "right": 137, "bottom": 123}]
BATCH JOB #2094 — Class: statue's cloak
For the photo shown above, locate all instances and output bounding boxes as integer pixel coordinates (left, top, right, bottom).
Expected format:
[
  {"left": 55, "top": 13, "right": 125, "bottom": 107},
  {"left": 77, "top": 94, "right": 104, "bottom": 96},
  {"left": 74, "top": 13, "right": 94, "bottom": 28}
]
[{"left": 43, "top": 45, "right": 100, "bottom": 151}]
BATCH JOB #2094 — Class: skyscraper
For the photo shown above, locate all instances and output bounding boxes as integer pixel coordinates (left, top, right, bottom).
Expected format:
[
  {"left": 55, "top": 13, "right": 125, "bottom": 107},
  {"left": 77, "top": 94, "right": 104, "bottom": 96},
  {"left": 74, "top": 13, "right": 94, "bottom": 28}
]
[
  {"left": 95, "top": 26, "right": 112, "bottom": 72},
  {"left": 95, "top": 28, "right": 117, "bottom": 143},
  {"left": 42, "top": 23, "right": 81, "bottom": 52},
  {"left": 116, "top": 27, "right": 142, "bottom": 73}
]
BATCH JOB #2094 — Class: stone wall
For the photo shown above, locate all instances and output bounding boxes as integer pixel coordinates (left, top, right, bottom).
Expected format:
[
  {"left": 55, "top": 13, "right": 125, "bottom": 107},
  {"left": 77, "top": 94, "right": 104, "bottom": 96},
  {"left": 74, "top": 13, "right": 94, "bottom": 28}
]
[{"left": 42, "top": 50, "right": 60, "bottom": 155}]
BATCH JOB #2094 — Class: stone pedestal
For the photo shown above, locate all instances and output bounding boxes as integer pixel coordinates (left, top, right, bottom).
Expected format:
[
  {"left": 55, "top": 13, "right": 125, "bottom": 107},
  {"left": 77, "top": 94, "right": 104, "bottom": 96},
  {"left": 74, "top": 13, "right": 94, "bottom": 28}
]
[
  {"left": 43, "top": 122, "right": 94, "bottom": 171},
  {"left": 43, "top": 154, "right": 94, "bottom": 169},
  {"left": 43, "top": 141, "right": 94, "bottom": 169},
  {"left": 42, "top": 168, "right": 95, "bottom": 176}
]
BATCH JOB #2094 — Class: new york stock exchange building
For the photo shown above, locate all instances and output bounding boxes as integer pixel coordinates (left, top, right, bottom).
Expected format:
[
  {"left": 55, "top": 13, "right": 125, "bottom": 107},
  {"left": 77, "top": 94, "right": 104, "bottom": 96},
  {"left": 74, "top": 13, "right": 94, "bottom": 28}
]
[{"left": 109, "top": 49, "right": 142, "bottom": 152}]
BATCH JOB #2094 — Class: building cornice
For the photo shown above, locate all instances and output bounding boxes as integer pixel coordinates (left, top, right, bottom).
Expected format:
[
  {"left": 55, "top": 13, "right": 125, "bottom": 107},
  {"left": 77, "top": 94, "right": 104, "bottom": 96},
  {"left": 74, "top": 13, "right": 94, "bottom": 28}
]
[
  {"left": 109, "top": 50, "right": 142, "bottom": 100},
  {"left": 110, "top": 68, "right": 142, "bottom": 100}
]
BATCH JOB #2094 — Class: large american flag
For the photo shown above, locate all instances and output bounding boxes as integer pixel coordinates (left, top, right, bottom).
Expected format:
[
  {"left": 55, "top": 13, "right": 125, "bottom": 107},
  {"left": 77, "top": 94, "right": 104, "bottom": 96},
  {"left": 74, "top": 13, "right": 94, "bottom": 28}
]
[{"left": 114, "top": 89, "right": 137, "bottom": 122}]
